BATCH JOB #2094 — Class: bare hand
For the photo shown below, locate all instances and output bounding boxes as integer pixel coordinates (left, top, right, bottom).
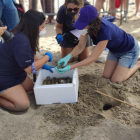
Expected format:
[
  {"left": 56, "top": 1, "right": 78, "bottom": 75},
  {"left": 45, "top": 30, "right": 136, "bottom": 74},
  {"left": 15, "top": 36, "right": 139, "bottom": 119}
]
[{"left": 0, "top": 26, "right": 7, "bottom": 36}]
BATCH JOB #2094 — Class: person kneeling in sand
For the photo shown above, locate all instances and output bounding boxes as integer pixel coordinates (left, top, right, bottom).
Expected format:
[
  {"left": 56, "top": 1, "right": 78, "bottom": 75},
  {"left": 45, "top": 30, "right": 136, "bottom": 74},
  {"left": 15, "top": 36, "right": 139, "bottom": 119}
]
[
  {"left": 0, "top": 10, "right": 54, "bottom": 111},
  {"left": 55, "top": 0, "right": 92, "bottom": 62},
  {"left": 55, "top": 5, "right": 140, "bottom": 83}
]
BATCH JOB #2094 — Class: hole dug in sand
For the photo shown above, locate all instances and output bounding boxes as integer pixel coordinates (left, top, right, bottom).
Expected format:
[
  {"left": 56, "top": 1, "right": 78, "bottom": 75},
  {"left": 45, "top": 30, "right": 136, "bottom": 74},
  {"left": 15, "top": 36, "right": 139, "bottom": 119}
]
[
  {"left": 103, "top": 103, "right": 113, "bottom": 110},
  {"left": 43, "top": 74, "right": 125, "bottom": 140}
]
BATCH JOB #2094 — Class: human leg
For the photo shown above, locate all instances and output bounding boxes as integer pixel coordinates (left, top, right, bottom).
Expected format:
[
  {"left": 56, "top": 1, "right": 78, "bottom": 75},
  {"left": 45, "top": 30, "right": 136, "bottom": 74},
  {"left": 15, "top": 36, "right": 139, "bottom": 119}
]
[
  {"left": 111, "top": 38, "right": 140, "bottom": 82},
  {"left": 123, "top": 0, "right": 128, "bottom": 11},
  {"left": 95, "top": 0, "right": 105, "bottom": 11},
  {"left": 135, "top": 0, "right": 140, "bottom": 16},
  {"left": 109, "top": 0, "right": 116, "bottom": 16},
  {"left": 18, "top": 0, "right": 26, "bottom": 12},
  {"left": 111, "top": 61, "right": 140, "bottom": 82},
  {"left": 21, "top": 75, "right": 34, "bottom": 92},
  {"left": 61, "top": 47, "right": 74, "bottom": 62},
  {"left": 0, "top": 75, "right": 33, "bottom": 111},
  {"left": 103, "top": 50, "right": 119, "bottom": 79},
  {"left": 78, "top": 47, "right": 89, "bottom": 61},
  {"left": 50, "top": 16, "right": 55, "bottom": 25},
  {"left": 0, "top": 84, "right": 30, "bottom": 111},
  {"left": 103, "top": 60, "right": 118, "bottom": 79},
  {"left": 29, "top": 0, "right": 38, "bottom": 10}
]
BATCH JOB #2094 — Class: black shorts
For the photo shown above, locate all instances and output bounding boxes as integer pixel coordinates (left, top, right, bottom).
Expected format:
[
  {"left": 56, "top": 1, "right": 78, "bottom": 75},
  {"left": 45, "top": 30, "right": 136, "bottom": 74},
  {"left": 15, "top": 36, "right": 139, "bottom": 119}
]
[
  {"left": 0, "top": 73, "right": 27, "bottom": 92},
  {"left": 59, "top": 34, "right": 93, "bottom": 48}
]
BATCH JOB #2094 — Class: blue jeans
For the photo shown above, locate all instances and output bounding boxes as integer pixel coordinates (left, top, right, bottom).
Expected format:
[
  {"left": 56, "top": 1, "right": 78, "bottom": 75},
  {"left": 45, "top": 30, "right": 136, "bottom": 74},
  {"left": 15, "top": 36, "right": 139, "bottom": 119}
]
[{"left": 0, "top": 0, "right": 19, "bottom": 31}]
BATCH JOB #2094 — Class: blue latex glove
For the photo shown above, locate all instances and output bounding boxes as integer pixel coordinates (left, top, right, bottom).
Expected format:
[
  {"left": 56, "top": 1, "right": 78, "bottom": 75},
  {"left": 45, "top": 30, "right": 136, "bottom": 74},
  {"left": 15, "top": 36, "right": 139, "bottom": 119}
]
[
  {"left": 55, "top": 65, "right": 71, "bottom": 74},
  {"left": 57, "top": 54, "right": 72, "bottom": 68},
  {"left": 42, "top": 64, "right": 54, "bottom": 73},
  {"left": 56, "top": 34, "right": 63, "bottom": 43},
  {"left": 45, "top": 52, "right": 53, "bottom": 62},
  {"left": 104, "top": 48, "right": 109, "bottom": 51}
]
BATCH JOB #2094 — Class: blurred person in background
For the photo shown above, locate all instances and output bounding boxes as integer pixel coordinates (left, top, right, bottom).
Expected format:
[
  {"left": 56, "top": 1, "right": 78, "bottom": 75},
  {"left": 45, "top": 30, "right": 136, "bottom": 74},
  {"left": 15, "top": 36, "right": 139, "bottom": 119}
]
[
  {"left": 124, "top": 0, "right": 140, "bottom": 17},
  {"left": 40, "top": 0, "right": 55, "bottom": 24},
  {"left": 0, "top": 0, "right": 19, "bottom": 31},
  {"left": 95, "top": 0, "right": 120, "bottom": 19},
  {"left": 55, "top": 0, "right": 92, "bottom": 62},
  {"left": 14, "top": 0, "right": 38, "bottom": 12}
]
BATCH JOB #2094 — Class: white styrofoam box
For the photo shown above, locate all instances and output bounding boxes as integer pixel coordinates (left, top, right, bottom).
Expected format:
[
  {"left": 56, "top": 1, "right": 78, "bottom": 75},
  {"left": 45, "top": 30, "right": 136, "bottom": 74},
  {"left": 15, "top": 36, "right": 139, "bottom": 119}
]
[{"left": 34, "top": 68, "right": 79, "bottom": 105}]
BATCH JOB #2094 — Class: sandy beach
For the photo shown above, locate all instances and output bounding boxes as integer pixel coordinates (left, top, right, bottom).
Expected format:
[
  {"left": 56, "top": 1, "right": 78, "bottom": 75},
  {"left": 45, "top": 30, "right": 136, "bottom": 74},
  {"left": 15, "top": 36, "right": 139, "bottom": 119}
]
[{"left": 0, "top": 0, "right": 140, "bottom": 140}]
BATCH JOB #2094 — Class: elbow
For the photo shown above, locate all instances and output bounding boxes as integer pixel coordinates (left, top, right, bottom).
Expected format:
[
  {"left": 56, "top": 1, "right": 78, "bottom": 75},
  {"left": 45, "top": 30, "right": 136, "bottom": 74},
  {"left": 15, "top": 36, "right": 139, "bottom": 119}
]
[
  {"left": 26, "top": 70, "right": 32, "bottom": 74},
  {"left": 28, "top": 71, "right": 32, "bottom": 74},
  {"left": 24, "top": 66, "right": 33, "bottom": 74}
]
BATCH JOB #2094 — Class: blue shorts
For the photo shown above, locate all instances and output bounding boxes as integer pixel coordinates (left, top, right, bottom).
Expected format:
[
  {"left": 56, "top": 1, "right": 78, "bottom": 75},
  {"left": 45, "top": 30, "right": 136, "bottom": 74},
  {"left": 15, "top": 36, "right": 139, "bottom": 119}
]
[{"left": 107, "top": 38, "right": 140, "bottom": 68}]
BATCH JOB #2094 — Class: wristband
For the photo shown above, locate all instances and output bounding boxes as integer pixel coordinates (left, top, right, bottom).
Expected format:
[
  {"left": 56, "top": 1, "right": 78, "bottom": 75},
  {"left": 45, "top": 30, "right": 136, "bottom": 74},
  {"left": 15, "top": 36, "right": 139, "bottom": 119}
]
[{"left": 32, "top": 62, "right": 37, "bottom": 74}]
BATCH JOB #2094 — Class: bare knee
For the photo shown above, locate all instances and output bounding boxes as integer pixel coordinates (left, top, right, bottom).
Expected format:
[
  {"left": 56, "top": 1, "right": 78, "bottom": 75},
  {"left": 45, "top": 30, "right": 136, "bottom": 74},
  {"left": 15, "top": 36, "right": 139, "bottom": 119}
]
[
  {"left": 78, "top": 55, "right": 88, "bottom": 61},
  {"left": 78, "top": 47, "right": 89, "bottom": 61},
  {"left": 102, "top": 73, "right": 111, "bottom": 79},
  {"left": 68, "top": 58, "right": 74, "bottom": 63},
  {"left": 110, "top": 77, "right": 123, "bottom": 83},
  {"left": 15, "top": 100, "right": 30, "bottom": 111},
  {"left": 110, "top": 78, "right": 117, "bottom": 83}
]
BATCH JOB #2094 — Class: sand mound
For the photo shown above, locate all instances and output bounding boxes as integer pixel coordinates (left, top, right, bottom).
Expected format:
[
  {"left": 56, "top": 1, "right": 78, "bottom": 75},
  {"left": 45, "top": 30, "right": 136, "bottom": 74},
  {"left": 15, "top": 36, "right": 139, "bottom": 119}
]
[{"left": 43, "top": 71, "right": 140, "bottom": 140}]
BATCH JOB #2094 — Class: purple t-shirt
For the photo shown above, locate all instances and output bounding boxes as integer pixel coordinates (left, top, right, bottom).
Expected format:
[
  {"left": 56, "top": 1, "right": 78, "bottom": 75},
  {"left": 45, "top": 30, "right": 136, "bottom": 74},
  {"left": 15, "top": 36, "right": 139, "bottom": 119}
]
[{"left": 90, "top": 19, "right": 134, "bottom": 53}]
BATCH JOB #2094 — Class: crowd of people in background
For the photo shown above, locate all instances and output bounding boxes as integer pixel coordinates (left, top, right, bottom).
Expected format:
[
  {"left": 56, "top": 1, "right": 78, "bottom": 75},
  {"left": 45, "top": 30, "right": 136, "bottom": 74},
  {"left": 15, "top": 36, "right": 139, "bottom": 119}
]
[{"left": 0, "top": 0, "right": 140, "bottom": 31}]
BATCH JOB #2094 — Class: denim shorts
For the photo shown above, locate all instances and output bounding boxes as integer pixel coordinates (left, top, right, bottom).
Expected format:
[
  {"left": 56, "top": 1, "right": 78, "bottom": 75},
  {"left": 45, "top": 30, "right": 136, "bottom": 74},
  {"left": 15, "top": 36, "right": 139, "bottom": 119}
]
[{"left": 107, "top": 38, "right": 140, "bottom": 68}]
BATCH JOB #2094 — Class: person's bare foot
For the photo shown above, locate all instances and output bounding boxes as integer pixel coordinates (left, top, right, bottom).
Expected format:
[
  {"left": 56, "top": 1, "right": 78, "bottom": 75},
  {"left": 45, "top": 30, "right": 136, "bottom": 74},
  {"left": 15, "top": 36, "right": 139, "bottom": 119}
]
[
  {"left": 45, "top": 18, "right": 50, "bottom": 24},
  {"left": 135, "top": 12, "right": 140, "bottom": 17},
  {"left": 115, "top": 16, "right": 121, "bottom": 20},
  {"left": 50, "top": 19, "right": 55, "bottom": 25},
  {"left": 128, "top": 12, "right": 140, "bottom": 19}
]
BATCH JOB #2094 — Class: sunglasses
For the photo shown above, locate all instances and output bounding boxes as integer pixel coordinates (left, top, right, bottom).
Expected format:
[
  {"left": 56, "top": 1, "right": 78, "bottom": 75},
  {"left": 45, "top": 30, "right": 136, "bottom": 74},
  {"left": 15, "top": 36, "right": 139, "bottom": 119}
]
[{"left": 67, "top": 8, "right": 79, "bottom": 12}]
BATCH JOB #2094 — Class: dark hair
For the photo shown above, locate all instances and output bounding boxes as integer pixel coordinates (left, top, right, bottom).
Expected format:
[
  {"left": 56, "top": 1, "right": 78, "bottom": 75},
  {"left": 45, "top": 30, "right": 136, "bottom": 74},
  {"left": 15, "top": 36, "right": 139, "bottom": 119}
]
[
  {"left": 12, "top": 9, "right": 46, "bottom": 52},
  {"left": 64, "top": 0, "right": 84, "bottom": 20},
  {"left": 88, "top": 17, "right": 101, "bottom": 36}
]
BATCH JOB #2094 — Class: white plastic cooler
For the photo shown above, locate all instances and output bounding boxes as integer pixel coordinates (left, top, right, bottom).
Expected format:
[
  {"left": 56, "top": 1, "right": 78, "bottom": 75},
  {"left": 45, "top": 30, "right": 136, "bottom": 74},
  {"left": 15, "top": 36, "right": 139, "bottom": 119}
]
[{"left": 34, "top": 68, "right": 79, "bottom": 105}]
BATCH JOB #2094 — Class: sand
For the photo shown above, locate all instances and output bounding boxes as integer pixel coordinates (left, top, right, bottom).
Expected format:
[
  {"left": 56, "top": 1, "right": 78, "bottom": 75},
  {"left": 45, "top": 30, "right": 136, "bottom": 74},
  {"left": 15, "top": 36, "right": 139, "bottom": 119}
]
[{"left": 0, "top": 0, "right": 140, "bottom": 140}]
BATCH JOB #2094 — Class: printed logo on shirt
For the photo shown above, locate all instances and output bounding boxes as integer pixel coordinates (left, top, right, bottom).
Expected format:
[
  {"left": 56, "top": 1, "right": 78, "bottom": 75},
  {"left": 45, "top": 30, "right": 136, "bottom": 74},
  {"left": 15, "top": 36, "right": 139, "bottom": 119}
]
[{"left": 25, "top": 60, "right": 31, "bottom": 63}]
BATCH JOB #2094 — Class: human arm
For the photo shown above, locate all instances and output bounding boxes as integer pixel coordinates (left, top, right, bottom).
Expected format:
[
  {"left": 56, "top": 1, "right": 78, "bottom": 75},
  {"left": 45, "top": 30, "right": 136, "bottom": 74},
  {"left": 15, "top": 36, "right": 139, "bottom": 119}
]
[
  {"left": 24, "top": 55, "right": 50, "bottom": 74},
  {"left": 56, "top": 40, "right": 109, "bottom": 73},
  {"left": 69, "top": 35, "right": 88, "bottom": 57},
  {"left": 57, "top": 35, "right": 88, "bottom": 67},
  {"left": 34, "top": 54, "right": 39, "bottom": 60},
  {"left": 56, "top": 22, "right": 63, "bottom": 35},
  {"left": 71, "top": 40, "right": 108, "bottom": 69},
  {"left": 56, "top": 22, "right": 64, "bottom": 43}
]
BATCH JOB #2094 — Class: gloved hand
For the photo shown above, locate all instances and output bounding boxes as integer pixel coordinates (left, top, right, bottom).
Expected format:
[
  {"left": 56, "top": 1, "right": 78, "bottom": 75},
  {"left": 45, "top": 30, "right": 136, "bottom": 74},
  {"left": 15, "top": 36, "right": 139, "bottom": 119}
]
[
  {"left": 42, "top": 64, "right": 54, "bottom": 73},
  {"left": 55, "top": 65, "right": 71, "bottom": 74},
  {"left": 45, "top": 52, "right": 53, "bottom": 62},
  {"left": 56, "top": 34, "right": 63, "bottom": 43},
  {"left": 57, "top": 54, "right": 72, "bottom": 68}
]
